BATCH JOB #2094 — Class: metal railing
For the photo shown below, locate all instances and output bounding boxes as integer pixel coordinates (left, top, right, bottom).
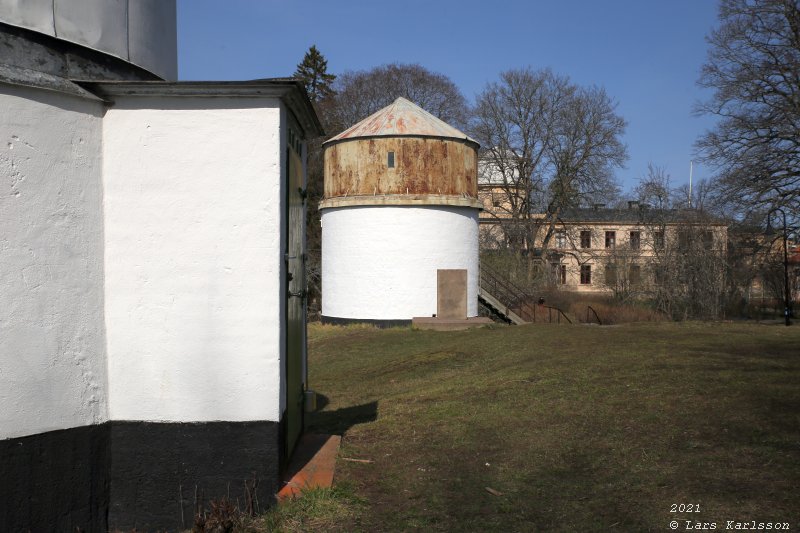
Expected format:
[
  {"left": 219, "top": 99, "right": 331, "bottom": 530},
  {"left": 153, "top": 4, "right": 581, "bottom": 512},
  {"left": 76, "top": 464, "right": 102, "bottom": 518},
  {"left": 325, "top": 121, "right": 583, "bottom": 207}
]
[
  {"left": 541, "top": 304, "right": 573, "bottom": 324},
  {"left": 586, "top": 305, "right": 602, "bottom": 325},
  {"left": 479, "top": 263, "right": 538, "bottom": 322},
  {"left": 479, "top": 264, "right": 571, "bottom": 324}
]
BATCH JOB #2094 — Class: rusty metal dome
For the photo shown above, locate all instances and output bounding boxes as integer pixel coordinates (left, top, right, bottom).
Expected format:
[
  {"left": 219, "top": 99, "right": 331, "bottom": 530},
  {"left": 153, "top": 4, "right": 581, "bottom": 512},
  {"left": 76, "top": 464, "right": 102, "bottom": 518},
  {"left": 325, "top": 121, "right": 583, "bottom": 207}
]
[{"left": 326, "top": 97, "right": 477, "bottom": 145}]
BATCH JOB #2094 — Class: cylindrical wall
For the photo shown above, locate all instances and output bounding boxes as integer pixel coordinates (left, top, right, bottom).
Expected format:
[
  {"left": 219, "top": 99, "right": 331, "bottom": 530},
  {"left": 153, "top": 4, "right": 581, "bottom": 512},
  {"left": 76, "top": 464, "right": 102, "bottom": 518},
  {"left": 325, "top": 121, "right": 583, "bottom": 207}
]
[
  {"left": 0, "top": 84, "right": 109, "bottom": 533},
  {"left": 324, "top": 137, "right": 478, "bottom": 198},
  {"left": 322, "top": 205, "right": 479, "bottom": 321},
  {"left": 0, "top": 86, "right": 107, "bottom": 441}
]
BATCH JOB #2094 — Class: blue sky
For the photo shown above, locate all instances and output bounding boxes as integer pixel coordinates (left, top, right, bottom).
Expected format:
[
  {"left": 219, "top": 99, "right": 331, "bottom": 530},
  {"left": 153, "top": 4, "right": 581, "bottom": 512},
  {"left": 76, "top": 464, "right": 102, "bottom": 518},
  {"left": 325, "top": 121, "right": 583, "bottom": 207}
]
[{"left": 177, "top": 0, "right": 721, "bottom": 194}]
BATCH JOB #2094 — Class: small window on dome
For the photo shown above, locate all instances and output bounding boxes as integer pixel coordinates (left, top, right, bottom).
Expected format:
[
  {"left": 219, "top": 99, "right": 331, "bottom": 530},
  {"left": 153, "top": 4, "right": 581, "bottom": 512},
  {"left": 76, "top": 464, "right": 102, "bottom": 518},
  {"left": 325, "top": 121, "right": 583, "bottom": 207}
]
[{"left": 388, "top": 151, "right": 395, "bottom": 168}]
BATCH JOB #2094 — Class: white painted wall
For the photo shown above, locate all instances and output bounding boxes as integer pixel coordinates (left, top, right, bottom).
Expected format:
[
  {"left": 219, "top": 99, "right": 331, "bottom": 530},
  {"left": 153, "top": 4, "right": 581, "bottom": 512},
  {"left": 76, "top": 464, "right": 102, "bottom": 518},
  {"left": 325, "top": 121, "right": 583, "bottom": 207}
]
[
  {"left": 102, "top": 97, "right": 285, "bottom": 422},
  {"left": 0, "top": 86, "right": 107, "bottom": 439},
  {"left": 322, "top": 206, "right": 480, "bottom": 320}
]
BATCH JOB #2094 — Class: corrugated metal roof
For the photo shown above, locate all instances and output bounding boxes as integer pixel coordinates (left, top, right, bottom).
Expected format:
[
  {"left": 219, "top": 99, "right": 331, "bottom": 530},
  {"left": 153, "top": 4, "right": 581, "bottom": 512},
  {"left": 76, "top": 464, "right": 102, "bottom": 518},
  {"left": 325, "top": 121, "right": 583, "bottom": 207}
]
[{"left": 325, "top": 97, "right": 477, "bottom": 145}]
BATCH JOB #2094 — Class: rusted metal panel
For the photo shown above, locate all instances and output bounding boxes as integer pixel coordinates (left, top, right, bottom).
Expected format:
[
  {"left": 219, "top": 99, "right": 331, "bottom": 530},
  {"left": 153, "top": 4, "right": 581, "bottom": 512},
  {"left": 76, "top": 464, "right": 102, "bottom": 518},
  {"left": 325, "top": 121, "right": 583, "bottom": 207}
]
[
  {"left": 319, "top": 195, "right": 482, "bottom": 210},
  {"left": 324, "top": 137, "right": 478, "bottom": 199},
  {"left": 326, "top": 97, "right": 477, "bottom": 145}
]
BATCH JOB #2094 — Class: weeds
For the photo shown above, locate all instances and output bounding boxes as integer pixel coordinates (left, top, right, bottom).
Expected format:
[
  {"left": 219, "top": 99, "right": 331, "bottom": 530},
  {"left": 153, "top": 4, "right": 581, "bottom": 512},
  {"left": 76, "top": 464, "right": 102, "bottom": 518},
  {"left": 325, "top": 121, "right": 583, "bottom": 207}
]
[
  {"left": 193, "top": 497, "right": 241, "bottom": 533},
  {"left": 246, "top": 486, "right": 363, "bottom": 533}
]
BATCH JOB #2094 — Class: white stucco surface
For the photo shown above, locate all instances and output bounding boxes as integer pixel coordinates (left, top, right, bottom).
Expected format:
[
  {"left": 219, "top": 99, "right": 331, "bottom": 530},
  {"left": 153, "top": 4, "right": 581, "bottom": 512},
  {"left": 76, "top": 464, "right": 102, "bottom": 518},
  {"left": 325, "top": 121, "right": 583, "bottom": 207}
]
[
  {"left": 102, "top": 97, "right": 285, "bottom": 422},
  {"left": 321, "top": 206, "right": 480, "bottom": 320},
  {"left": 0, "top": 86, "right": 107, "bottom": 439}
]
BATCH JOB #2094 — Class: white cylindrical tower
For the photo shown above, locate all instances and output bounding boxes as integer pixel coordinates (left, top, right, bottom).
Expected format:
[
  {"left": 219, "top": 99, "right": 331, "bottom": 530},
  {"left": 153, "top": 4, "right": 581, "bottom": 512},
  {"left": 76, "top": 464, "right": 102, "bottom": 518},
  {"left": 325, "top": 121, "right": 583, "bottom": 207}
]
[{"left": 321, "top": 97, "right": 482, "bottom": 325}]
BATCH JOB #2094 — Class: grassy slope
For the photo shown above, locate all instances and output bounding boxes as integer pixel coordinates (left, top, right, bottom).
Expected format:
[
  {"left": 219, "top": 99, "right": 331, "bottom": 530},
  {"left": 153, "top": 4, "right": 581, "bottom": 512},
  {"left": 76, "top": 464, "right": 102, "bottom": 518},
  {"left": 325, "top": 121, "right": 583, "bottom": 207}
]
[{"left": 305, "top": 322, "right": 800, "bottom": 532}]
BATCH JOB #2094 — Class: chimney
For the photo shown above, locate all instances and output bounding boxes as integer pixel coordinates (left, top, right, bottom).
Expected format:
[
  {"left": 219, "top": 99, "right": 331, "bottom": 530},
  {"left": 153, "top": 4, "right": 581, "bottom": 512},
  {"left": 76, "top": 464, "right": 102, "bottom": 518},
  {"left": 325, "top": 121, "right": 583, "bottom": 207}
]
[
  {"left": 592, "top": 203, "right": 606, "bottom": 211},
  {"left": 628, "top": 200, "right": 640, "bottom": 210}
]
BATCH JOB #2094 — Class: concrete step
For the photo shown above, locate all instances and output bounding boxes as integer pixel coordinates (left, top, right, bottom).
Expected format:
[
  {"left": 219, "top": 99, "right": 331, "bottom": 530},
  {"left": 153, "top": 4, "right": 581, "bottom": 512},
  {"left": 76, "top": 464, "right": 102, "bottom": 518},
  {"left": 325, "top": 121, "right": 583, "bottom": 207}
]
[{"left": 412, "top": 316, "right": 493, "bottom": 331}]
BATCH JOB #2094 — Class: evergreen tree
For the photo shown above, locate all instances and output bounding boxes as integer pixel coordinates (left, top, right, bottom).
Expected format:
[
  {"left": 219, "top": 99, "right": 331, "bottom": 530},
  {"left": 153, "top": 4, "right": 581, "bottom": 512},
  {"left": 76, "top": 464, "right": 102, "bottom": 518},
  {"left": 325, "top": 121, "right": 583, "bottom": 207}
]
[{"left": 294, "top": 45, "right": 335, "bottom": 103}]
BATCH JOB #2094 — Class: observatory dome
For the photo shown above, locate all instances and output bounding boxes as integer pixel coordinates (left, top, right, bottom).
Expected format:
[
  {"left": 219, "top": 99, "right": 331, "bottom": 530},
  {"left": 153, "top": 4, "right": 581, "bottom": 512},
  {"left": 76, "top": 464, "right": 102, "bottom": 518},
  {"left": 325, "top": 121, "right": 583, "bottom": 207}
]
[
  {"left": 321, "top": 98, "right": 482, "bottom": 325},
  {"left": 0, "top": 0, "right": 177, "bottom": 84}
]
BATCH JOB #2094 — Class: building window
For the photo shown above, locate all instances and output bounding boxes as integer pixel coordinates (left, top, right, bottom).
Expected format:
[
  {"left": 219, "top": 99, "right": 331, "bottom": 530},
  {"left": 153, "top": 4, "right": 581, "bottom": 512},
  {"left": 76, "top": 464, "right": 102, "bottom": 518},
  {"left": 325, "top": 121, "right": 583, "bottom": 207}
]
[
  {"left": 629, "top": 264, "right": 641, "bottom": 285},
  {"left": 555, "top": 230, "right": 567, "bottom": 249},
  {"left": 580, "top": 230, "right": 591, "bottom": 249},
  {"left": 678, "top": 229, "right": 690, "bottom": 251},
  {"left": 654, "top": 266, "right": 667, "bottom": 286},
  {"left": 551, "top": 263, "right": 567, "bottom": 284},
  {"left": 630, "top": 231, "right": 641, "bottom": 250},
  {"left": 653, "top": 231, "right": 665, "bottom": 250},
  {"left": 604, "top": 263, "right": 617, "bottom": 285},
  {"left": 387, "top": 151, "right": 395, "bottom": 168},
  {"left": 605, "top": 231, "right": 616, "bottom": 249},
  {"left": 580, "top": 264, "right": 592, "bottom": 285},
  {"left": 702, "top": 230, "right": 714, "bottom": 249}
]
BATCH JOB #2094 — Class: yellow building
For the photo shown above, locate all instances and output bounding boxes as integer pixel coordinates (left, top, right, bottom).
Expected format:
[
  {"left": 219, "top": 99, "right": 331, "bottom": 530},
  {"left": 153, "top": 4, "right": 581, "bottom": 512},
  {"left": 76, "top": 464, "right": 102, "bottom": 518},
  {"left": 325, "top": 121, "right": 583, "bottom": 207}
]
[{"left": 480, "top": 196, "right": 728, "bottom": 297}]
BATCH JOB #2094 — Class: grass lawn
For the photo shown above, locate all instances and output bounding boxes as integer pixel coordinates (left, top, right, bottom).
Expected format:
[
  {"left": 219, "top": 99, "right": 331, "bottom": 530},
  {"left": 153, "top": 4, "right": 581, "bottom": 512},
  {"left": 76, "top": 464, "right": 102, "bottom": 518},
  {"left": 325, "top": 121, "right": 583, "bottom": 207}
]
[{"left": 294, "top": 321, "right": 800, "bottom": 532}]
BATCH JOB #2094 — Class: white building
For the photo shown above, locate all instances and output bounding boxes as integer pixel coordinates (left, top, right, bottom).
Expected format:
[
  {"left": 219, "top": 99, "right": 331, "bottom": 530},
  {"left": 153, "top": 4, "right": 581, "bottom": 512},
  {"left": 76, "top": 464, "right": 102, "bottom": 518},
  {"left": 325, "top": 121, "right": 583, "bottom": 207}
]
[
  {"left": 0, "top": 4, "right": 322, "bottom": 531},
  {"left": 320, "top": 98, "right": 483, "bottom": 325}
]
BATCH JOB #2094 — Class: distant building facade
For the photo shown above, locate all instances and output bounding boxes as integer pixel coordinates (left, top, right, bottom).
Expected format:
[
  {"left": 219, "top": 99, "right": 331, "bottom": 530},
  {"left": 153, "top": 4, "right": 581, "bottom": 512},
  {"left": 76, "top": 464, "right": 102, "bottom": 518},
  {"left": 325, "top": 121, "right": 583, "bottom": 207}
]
[
  {"left": 533, "top": 205, "right": 728, "bottom": 295},
  {"left": 478, "top": 163, "right": 729, "bottom": 296},
  {"left": 731, "top": 228, "right": 800, "bottom": 307}
]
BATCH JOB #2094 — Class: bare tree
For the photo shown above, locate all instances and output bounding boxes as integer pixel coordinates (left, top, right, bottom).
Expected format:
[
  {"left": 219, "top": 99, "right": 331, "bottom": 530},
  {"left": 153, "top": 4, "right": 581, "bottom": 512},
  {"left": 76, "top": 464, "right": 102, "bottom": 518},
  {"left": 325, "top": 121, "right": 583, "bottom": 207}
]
[
  {"left": 472, "top": 67, "right": 627, "bottom": 260},
  {"left": 598, "top": 242, "right": 647, "bottom": 302},
  {"left": 328, "top": 63, "right": 469, "bottom": 132},
  {"left": 634, "top": 208, "right": 729, "bottom": 320},
  {"left": 634, "top": 162, "right": 719, "bottom": 212},
  {"left": 634, "top": 164, "right": 673, "bottom": 209},
  {"left": 697, "top": 0, "right": 800, "bottom": 217}
]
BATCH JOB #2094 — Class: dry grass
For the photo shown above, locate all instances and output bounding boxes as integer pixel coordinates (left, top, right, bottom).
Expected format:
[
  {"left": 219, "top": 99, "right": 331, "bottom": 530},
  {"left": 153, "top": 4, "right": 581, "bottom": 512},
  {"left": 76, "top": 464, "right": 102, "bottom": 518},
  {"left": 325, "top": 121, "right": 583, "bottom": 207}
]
[
  {"left": 298, "top": 321, "right": 800, "bottom": 532},
  {"left": 566, "top": 299, "right": 667, "bottom": 324}
]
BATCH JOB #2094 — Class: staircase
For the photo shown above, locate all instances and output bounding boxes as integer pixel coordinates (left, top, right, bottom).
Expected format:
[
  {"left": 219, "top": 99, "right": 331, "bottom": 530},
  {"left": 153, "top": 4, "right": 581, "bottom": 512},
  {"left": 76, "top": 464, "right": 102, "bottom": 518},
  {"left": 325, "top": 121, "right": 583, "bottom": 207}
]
[{"left": 479, "top": 264, "right": 572, "bottom": 325}]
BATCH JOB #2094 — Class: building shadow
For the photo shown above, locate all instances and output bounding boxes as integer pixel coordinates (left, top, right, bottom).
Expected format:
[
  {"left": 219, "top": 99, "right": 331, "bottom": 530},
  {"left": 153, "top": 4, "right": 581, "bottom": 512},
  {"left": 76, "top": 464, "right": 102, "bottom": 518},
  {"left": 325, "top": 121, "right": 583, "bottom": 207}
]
[
  {"left": 306, "top": 395, "right": 378, "bottom": 436},
  {"left": 279, "top": 397, "right": 378, "bottom": 486}
]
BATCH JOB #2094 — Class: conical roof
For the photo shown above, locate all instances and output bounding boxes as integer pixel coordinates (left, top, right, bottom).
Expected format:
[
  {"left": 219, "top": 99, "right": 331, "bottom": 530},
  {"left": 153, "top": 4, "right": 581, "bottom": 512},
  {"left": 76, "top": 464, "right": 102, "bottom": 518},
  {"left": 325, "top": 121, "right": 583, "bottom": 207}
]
[{"left": 325, "top": 97, "right": 477, "bottom": 145}]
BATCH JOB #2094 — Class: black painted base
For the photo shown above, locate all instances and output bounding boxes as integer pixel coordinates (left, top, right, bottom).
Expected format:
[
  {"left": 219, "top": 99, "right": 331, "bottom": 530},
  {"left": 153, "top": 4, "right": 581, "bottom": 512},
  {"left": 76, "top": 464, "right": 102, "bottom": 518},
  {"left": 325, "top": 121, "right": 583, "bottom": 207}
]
[
  {"left": 0, "top": 425, "right": 110, "bottom": 533},
  {"left": 1, "top": 420, "right": 282, "bottom": 532},
  {"left": 108, "top": 421, "right": 282, "bottom": 531},
  {"left": 321, "top": 315, "right": 412, "bottom": 328}
]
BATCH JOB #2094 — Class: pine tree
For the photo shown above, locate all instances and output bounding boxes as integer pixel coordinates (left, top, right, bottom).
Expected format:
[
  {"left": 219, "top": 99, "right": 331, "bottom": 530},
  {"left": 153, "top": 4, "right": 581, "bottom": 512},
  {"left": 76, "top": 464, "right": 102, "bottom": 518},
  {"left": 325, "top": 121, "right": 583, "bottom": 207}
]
[{"left": 294, "top": 45, "right": 335, "bottom": 103}]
